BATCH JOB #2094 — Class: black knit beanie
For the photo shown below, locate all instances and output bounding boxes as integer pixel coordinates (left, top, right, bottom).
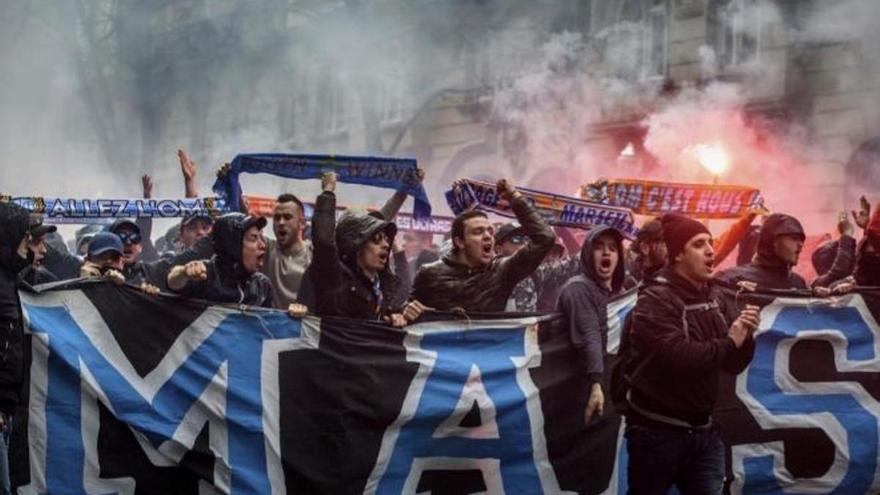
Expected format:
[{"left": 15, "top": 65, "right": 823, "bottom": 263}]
[{"left": 661, "top": 213, "right": 710, "bottom": 262}]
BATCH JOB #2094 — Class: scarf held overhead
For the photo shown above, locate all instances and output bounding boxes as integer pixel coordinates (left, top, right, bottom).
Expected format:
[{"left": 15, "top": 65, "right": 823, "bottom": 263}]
[
  {"left": 445, "top": 178, "right": 639, "bottom": 239},
  {"left": 581, "top": 178, "right": 763, "bottom": 219},
  {"left": 213, "top": 154, "right": 432, "bottom": 219},
  {"left": 243, "top": 195, "right": 453, "bottom": 234}
]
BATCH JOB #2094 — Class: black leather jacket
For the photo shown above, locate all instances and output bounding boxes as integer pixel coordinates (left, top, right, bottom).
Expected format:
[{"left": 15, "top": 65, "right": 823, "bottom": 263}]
[{"left": 411, "top": 196, "right": 556, "bottom": 312}]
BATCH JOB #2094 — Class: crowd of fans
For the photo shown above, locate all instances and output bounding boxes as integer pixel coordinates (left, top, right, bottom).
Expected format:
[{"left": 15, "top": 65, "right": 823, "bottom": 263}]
[{"left": 0, "top": 149, "right": 878, "bottom": 493}]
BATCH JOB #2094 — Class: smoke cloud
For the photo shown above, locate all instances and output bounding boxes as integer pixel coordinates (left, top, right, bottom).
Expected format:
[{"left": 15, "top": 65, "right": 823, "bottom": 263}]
[{"left": 1, "top": 1, "right": 878, "bottom": 240}]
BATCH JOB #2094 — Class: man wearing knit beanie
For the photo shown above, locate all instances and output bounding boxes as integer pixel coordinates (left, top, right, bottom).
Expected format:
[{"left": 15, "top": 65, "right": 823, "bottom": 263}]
[
  {"left": 716, "top": 213, "right": 807, "bottom": 290},
  {"left": 622, "top": 212, "right": 760, "bottom": 494}
]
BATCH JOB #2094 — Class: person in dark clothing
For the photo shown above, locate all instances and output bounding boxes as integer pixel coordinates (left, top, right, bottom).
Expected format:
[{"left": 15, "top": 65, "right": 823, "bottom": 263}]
[
  {"left": 0, "top": 202, "right": 34, "bottom": 494},
  {"left": 107, "top": 219, "right": 148, "bottom": 283},
  {"left": 630, "top": 218, "right": 667, "bottom": 283},
  {"left": 625, "top": 213, "right": 759, "bottom": 495},
  {"left": 811, "top": 212, "right": 857, "bottom": 290},
  {"left": 104, "top": 218, "right": 214, "bottom": 290},
  {"left": 19, "top": 218, "right": 59, "bottom": 286},
  {"left": 167, "top": 213, "right": 274, "bottom": 307},
  {"left": 299, "top": 173, "right": 409, "bottom": 325},
  {"left": 79, "top": 232, "right": 126, "bottom": 282},
  {"left": 855, "top": 200, "right": 880, "bottom": 286},
  {"left": 74, "top": 223, "right": 104, "bottom": 257},
  {"left": 716, "top": 213, "right": 807, "bottom": 290},
  {"left": 735, "top": 225, "right": 761, "bottom": 267},
  {"left": 410, "top": 179, "right": 556, "bottom": 313},
  {"left": 557, "top": 226, "right": 626, "bottom": 425}
]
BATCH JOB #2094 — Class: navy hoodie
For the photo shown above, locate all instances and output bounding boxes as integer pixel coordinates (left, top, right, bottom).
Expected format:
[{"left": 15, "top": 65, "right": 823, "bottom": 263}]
[{"left": 556, "top": 226, "right": 626, "bottom": 385}]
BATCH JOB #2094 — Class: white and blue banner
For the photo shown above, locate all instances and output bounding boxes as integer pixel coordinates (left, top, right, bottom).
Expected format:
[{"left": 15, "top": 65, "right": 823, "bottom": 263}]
[{"left": 12, "top": 282, "right": 880, "bottom": 494}]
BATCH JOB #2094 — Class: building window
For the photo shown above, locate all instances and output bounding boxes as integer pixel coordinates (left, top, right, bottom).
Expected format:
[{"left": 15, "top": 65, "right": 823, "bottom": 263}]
[
  {"left": 377, "top": 73, "right": 405, "bottom": 126},
  {"left": 712, "top": 0, "right": 761, "bottom": 67},
  {"left": 644, "top": 0, "right": 668, "bottom": 78},
  {"left": 314, "top": 68, "right": 347, "bottom": 136},
  {"left": 607, "top": 0, "right": 668, "bottom": 80}
]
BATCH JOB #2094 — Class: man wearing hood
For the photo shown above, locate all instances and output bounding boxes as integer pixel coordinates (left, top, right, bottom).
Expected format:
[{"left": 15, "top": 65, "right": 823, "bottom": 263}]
[
  {"left": 167, "top": 213, "right": 273, "bottom": 307},
  {"left": 410, "top": 179, "right": 556, "bottom": 313},
  {"left": 557, "top": 226, "right": 627, "bottom": 427},
  {"left": 300, "top": 173, "right": 409, "bottom": 325},
  {"left": 0, "top": 202, "right": 34, "bottom": 493},
  {"left": 716, "top": 213, "right": 807, "bottom": 290},
  {"left": 625, "top": 213, "right": 759, "bottom": 494}
]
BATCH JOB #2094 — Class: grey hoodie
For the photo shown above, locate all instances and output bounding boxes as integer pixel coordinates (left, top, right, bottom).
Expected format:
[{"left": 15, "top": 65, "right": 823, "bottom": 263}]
[{"left": 556, "top": 226, "right": 626, "bottom": 385}]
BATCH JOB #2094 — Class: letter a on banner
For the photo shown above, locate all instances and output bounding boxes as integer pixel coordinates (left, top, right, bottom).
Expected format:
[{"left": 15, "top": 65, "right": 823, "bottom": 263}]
[{"left": 365, "top": 320, "right": 572, "bottom": 495}]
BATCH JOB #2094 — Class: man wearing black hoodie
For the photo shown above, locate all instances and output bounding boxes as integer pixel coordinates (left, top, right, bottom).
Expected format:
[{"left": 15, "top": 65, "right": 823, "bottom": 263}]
[
  {"left": 625, "top": 213, "right": 759, "bottom": 495},
  {"left": 298, "top": 172, "right": 410, "bottom": 326},
  {"left": 167, "top": 213, "right": 273, "bottom": 307},
  {"left": 715, "top": 213, "right": 807, "bottom": 290},
  {"left": 557, "top": 226, "right": 626, "bottom": 425},
  {"left": 0, "top": 202, "right": 33, "bottom": 494}
]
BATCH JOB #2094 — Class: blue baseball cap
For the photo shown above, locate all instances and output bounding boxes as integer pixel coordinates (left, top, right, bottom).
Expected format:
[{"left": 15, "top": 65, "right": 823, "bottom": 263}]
[{"left": 88, "top": 232, "right": 124, "bottom": 258}]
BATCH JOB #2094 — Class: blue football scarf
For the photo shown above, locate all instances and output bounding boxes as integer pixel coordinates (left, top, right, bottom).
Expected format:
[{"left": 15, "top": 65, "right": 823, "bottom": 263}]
[
  {"left": 213, "top": 154, "right": 432, "bottom": 219},
  {"left": 445, "top": 178, "right": 640, "bottom": 239}
]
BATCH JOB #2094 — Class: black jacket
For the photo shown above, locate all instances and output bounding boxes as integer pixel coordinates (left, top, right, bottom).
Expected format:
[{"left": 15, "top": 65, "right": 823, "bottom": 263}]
[
  {"left": 304, "top": 191, "right": 401, "bottom": 320},
  {"left": 628, "top": 267, "right": 754, "bottom": 426},
  {"left": 811, "top": 236, "right": 857, "bottom": 288},
  {"left": 716, "top": 213, "right": 807, "bottom": 290},
  {"left": 19, "top": 265, "right": 59, "bottom": 286},
  {"left": 125, "top": 236, "right": 214, "bottom": 290},
  {"left": 855, "top": 239, "right": 880, "bottom": 286},
  {"left": 0, "top": 203, "right": 31, "bottom": 322},
  {"left": 0, "top": 202, "right": 33, "bottom": 411},
  {"left": 557, "top": 226, "right": 625, "bottom": 386},
  {"left": 173, "top": 214, "right": 272, "bottom": 307},
  {"left": 411, "top": 196, "right": 556, "bottom": 312}
]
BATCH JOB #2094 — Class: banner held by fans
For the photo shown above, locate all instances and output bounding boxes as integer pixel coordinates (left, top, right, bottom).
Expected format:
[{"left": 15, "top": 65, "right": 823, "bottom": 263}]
[
  {"left": 0, "top": 195, "right": 227, "bottom": 219},
  {"left": 15, "top": 282, "right": 880, "bottom": 494},
  {"left": 580, "top": 178, "right": 763, "bottom": 219},
  {"left": 445, "top": 178, "right": 639, "bottom": 239}
]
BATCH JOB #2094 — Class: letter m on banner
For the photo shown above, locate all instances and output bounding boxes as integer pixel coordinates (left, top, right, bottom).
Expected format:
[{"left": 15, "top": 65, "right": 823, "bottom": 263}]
[{"left": 18, "top": 283, "right": 317, "bottom": 494}]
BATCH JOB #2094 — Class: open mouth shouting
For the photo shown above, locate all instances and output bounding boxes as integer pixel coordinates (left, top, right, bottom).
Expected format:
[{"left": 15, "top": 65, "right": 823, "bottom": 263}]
[
  {"left": 704, "top": 257, "right": 715, "bottom": 275},
  {"left": 481, "top": 242, "right": 494, "bottom": 260},
  {"left": 596, "top": 257, "right": 614, "bottom": 277}
]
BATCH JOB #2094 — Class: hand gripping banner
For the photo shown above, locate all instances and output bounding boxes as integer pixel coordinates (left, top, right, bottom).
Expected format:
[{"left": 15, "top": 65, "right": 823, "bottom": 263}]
[
  {"left": 445, "top": 178, "right": 640, "bottom": 240},
  {"left": 580, "top": 178, "right": 764, "bottom": 219},
  {"left": 212, "top": 154, "right": 432, "bottom": 220}
]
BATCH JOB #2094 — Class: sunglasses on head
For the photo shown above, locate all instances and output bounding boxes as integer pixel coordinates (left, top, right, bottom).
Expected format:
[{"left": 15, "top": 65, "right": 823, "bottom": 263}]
[{"left": 116, "top": 231, "right": 142, "bottom": 244}]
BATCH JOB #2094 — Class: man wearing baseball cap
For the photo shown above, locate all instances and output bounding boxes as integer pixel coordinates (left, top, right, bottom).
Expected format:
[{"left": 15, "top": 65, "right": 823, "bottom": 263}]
[
  {"left": 179, "top": 214, "right": 214, "bottom": 250},
  {"left": 623, "top": 213, "right": 760, "bottom": 494},
  {"left": 494, "top": 222, "right": 526, "bottom": 257},
  {"left": 19, "top": 217, "right": 58, "bottom": 285}
]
